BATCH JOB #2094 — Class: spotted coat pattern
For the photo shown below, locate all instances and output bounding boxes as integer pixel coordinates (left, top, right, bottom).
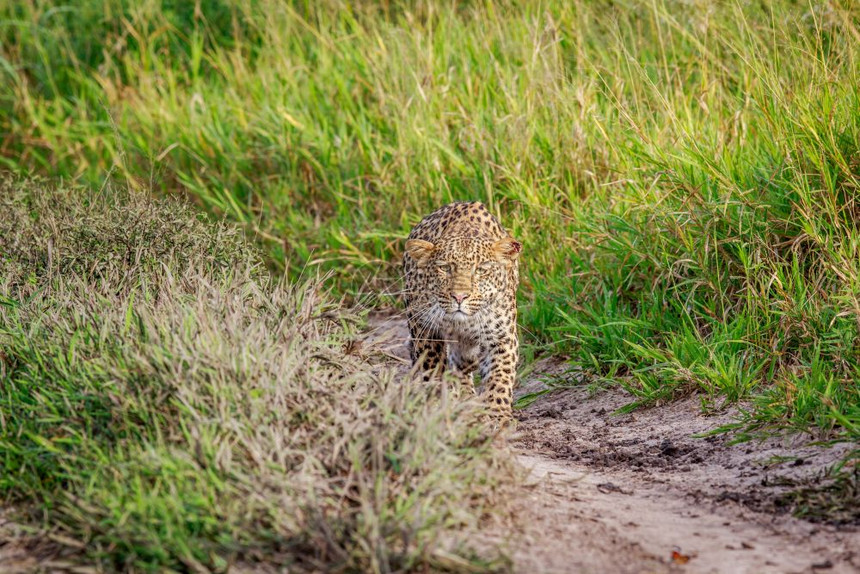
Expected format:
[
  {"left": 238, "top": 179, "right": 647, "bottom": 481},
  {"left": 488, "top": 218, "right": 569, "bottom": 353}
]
[{"left": 403, "top": 201, "right": 521, "bottom": 420}]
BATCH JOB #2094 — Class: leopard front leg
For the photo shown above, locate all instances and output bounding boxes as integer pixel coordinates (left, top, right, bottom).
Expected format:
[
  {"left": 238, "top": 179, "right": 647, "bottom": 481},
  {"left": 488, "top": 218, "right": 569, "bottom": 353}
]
[
  {"left": 447, "top": 342, "right": 480, "bottom": 397},
  {"left": 479, "top": 333, "right": 519, "bottom": 421},
  {"left": 409, "top": 329, "right": 447, "bottom": 382}
]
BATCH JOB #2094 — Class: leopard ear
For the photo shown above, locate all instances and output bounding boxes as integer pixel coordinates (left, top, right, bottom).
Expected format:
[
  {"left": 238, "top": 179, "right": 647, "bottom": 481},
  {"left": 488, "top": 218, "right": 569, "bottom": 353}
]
[
  {"left": 405, "top": 239, "right": 435, "bottom": 264},
  {"left": 493, "top": 237, "right": 522, "bottom": 263}
]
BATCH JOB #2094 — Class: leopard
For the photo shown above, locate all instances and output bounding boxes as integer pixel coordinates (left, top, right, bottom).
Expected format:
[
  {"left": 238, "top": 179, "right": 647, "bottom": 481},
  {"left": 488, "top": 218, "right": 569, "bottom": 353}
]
[{"left": 403, "top": 201, "right": 521, "bottom": 421}]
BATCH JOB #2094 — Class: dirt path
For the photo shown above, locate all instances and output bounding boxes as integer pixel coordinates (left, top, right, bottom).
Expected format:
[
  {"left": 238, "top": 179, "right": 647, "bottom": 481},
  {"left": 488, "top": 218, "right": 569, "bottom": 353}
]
[
  {"left": 370, "top": 315, "right": 860, "bottom": 574},
  {"left": 508, "top": 370, "right": 858, "bottom": 574}
]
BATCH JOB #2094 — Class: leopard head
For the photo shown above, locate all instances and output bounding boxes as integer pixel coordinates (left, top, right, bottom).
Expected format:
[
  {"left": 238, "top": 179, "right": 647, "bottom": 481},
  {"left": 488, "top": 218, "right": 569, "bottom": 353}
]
[{"left": 405, "top": 233, "right": 521, "bottom": 321}]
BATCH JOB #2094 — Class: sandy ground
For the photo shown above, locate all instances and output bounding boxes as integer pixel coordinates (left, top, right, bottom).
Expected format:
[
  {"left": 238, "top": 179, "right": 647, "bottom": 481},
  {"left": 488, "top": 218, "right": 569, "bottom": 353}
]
[
  {"left": 3, "top": 315, "right": 858, "bottom": 573},
  {"left": 505, "top": 369, "right": 859, "bottom": 574},
  {"left": 369, "top": 315, "right": 860, "bottom": 574}
]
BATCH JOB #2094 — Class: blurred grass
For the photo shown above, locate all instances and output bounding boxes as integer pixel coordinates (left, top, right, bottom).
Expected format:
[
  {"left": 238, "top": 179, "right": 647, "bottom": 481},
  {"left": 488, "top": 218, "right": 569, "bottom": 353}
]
[
  {"left": 0, "top": 176, "right": 515, "bottom": 572},
  {"left": 1, "top": 0, "right": 858, "bottom": 481}
]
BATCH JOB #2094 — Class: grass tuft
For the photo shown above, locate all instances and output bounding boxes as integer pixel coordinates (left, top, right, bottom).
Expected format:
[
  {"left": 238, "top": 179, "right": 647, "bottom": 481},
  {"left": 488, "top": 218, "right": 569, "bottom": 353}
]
[{"left": 776, "top": 460, "right": 860, "bottom": 525}]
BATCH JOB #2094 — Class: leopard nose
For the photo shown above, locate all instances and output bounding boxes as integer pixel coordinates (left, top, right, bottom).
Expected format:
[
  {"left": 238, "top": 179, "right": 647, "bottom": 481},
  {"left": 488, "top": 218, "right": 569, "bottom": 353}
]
[{"left": 451, "top": 292, "right": 470, "bottom": 304}]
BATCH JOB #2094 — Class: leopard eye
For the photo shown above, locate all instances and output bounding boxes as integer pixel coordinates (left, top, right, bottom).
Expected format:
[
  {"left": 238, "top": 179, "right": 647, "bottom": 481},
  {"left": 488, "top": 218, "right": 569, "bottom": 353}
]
[
  {"left": 477, "top": 262, "right": 495, "bottom": 275},
  {"left": 436, "top": 262, "right": 452, "bottom": 273}
]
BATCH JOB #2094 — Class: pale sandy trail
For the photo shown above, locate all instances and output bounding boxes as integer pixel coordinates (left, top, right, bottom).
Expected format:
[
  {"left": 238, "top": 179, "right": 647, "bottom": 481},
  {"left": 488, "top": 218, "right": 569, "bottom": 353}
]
[{"left": 505, "top": 451, "right": 855, "bottom": 574}]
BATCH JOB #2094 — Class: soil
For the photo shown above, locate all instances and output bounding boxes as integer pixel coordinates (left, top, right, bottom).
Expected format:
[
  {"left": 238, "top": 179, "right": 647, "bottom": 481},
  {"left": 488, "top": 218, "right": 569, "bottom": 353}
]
[
  {"left": 3, "top": 315, "right": 858, "bottom": 574},
  {"left": 369, "top": 314, "right": 860, "bottom": 574}
]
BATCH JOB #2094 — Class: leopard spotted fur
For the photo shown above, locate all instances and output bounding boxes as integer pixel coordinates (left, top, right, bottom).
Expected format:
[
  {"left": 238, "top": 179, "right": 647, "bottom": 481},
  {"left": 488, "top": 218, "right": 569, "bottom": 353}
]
[{"left": 403, "top": 201, "right": 521, "bottom": 420}]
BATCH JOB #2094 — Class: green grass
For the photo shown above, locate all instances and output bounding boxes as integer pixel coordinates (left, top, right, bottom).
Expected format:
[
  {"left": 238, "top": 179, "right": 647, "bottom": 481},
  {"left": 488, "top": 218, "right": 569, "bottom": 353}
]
[
  {"left": 1, "top": 0, "right": 859, "bottom": 528},
  {"left": 776, "top": 463, "right": 860, "bottom": 524},
  {"left": 0, "top": 176, "right": 515, "bottom": 572}
]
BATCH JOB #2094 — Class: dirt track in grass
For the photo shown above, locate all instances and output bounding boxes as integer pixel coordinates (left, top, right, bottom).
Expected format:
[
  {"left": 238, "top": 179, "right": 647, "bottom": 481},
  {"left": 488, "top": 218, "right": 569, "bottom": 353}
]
[{"left": 369, "top": 314, "right": 860, "bottom": 574}]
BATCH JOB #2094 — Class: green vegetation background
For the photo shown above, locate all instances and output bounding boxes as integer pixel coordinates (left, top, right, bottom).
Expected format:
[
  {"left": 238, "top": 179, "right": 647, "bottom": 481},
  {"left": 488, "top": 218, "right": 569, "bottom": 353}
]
[{"left": 1, "top": 0, "right": 859, "bottom": 569}]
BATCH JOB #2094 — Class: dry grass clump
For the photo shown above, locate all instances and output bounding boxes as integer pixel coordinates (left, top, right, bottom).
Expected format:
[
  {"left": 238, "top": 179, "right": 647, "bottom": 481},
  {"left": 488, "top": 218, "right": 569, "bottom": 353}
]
[{"left": 0, "top": 176, "right": 515, "bottom": 572}]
